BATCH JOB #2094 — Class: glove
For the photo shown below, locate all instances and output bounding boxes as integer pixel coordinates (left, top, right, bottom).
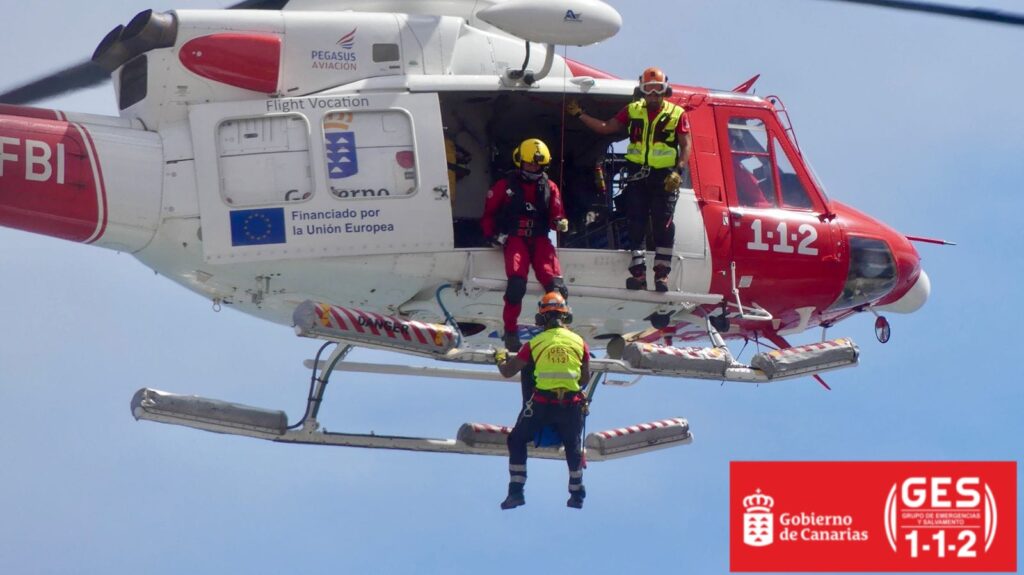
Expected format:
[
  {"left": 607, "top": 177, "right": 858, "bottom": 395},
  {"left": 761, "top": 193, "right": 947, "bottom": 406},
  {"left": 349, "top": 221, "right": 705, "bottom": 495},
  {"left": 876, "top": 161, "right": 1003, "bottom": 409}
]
[
  {"left": 490, "top": 233, "right": 508, "bottom": 247},
  {"left": 555, "top": 218, "right": 569, "bottom": 233},
  {"left": 664, "top": 171, "right": 682, "bottom": 193},
  {"left": 566, "top": 99, "right": 583, "bottom": 118},
  {"left": 494, "top": 349, "right": 508, "bottom": 365}
]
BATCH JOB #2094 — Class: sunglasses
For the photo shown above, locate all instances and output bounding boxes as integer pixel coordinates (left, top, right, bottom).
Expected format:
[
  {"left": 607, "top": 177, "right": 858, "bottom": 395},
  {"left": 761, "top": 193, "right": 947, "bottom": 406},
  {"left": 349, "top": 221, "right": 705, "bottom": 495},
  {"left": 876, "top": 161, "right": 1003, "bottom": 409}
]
[{"left": 640, "top": 81, "right": 669, "bottom": 95}]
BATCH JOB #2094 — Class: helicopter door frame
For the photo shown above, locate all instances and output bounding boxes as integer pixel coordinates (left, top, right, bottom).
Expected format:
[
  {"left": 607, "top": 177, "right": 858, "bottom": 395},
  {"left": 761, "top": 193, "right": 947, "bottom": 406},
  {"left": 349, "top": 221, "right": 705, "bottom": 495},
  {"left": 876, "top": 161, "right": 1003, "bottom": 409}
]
[
  {"left": 189, "top": 92, "right": 452, "bottom": 264},
  {"left": 714, "top": 105, "right": 844, "bottom": 316}
]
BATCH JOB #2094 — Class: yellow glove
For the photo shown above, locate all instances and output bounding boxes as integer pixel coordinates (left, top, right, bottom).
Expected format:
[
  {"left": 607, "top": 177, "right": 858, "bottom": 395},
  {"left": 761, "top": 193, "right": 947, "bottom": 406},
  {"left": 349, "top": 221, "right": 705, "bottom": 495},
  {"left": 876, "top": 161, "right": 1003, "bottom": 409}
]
[
  {"left": 494, "top": 349, "right": 508, "bottom": 365},
  {"left": 664, "top": 171, "right": 682, "bottom": 192},
  {"left": 566, "top": 99, "right": 583, "bottom": 118},
  {"left": 555, "top": 218, "right": 569, "bottom": 232}
]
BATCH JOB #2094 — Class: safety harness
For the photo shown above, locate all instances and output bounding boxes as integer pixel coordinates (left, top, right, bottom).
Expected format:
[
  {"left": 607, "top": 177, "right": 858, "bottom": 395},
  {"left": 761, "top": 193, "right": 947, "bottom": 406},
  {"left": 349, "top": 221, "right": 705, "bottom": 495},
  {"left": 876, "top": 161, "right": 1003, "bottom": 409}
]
[{"left": 498, "top": 171, "right": 551, "bottom": 238}]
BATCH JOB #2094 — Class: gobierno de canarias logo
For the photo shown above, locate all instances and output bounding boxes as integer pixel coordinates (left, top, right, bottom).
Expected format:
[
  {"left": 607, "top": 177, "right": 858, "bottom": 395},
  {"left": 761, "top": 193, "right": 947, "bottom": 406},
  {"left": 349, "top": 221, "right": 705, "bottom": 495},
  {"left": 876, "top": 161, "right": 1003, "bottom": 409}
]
[{"left": 742, "top": 487, "right": 869, "bottom": 546}]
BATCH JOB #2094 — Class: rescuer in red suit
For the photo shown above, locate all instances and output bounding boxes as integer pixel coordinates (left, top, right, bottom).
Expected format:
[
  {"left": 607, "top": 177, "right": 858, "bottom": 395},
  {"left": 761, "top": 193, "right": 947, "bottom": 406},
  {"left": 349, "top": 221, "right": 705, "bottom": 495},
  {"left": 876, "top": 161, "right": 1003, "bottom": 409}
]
[{"left": 480, "top": 138, "right": 569, "bottom": 352}]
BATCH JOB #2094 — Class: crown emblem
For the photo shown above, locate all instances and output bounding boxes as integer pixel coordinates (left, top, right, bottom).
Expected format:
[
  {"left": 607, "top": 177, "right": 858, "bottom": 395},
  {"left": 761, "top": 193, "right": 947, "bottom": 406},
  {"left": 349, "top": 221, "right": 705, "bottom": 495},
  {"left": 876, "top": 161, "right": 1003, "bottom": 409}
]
[
  {"left": 743, "top": 488, "right": 774, "bottom": 512},
  {"left": 742, "top": 488, "right": 775, "bottom": 547}
]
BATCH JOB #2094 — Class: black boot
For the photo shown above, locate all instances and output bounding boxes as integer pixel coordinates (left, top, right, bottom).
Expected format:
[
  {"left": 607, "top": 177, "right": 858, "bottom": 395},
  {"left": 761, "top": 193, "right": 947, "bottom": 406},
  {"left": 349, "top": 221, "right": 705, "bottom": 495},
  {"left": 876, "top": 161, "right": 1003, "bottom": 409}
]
[
  {"left": 626, "top": 264, "right": 647, "bottom": 291},
  {"left": 546, "top": 277, "right": 569, "bottom": 299},
  {"left": 501, "top": 483, "right": 525, "bottom": 510},
  {"left": 653, "top": 265, "right": 671, "bottom": 293},
  {"left": 567, "top": 486, "right": 586, "bottom": 509},
  {"left": 502, "top": 331, "right": 521, "bottom": 352}
]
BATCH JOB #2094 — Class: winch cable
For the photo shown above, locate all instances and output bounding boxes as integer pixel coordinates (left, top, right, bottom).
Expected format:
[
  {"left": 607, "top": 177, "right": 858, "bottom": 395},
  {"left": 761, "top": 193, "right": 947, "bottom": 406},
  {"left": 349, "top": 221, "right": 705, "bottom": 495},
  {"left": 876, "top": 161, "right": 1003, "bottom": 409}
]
[{"left": 557, "top": 45, "right": 569, "bottom": 198}]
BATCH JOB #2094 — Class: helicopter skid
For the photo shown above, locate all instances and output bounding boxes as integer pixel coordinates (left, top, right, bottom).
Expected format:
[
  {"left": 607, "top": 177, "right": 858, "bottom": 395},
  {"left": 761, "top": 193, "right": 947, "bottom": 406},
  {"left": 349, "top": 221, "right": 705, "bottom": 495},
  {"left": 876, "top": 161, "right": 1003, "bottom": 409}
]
[
  {"left": 299, "top": 338, "right": 861, "bottom": 385},
  {"left": 130, "top": 388, "right": 691, "bottom": 461}
]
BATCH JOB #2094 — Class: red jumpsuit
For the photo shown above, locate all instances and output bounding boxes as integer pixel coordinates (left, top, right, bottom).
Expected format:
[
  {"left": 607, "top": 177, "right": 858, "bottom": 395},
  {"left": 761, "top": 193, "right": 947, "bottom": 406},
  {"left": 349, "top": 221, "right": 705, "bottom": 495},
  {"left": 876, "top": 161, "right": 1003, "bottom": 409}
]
[{"left": 480, "top": 174, "right": 566, "bottom": 333}]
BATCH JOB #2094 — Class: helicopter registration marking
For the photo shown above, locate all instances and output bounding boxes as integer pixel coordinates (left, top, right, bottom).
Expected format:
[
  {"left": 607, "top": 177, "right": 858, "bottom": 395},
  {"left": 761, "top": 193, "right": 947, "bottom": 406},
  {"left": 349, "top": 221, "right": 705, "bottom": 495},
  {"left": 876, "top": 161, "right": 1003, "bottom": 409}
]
[
  {"left": 0, "top": 137, "right": 66, "bottom": 184},
  {"left": 747, "top": 219, "right": 818, "bottom": 256}
]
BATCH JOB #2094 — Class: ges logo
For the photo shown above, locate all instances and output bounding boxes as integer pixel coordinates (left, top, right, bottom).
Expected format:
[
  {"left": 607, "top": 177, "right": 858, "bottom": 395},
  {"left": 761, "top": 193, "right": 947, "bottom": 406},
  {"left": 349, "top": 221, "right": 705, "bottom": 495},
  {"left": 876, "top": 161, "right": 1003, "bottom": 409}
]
[
  {"left": 545, "top": 346, "right": 571, "bottom": 365},
  {"left": 884, "top": 476, "right": 999, "bottom": 556}
]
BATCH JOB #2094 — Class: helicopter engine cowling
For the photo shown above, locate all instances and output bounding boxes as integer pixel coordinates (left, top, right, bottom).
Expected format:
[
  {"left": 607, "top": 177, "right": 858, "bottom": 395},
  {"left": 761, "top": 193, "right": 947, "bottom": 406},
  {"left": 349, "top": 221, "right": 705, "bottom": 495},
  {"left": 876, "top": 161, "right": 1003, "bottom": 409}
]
[{"left": 0, "top": 105, "right": 162, "bottom": 252}]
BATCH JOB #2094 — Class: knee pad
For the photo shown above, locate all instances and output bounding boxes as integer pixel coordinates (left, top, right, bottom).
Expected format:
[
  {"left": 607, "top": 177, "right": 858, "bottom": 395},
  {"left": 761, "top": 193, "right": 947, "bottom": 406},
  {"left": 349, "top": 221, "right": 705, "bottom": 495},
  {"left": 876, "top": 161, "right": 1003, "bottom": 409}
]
[{"left": 505, "top": 276, "right": 528, "bottom": 304}]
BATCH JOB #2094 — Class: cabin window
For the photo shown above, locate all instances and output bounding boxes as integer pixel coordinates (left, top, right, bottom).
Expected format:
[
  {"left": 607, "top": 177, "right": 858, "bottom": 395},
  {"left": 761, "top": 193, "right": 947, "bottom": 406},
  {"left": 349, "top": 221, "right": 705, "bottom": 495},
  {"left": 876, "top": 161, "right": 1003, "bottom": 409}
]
[
  {"left": 828, "top": 236, "right": 898, "bottom": 310},
  {"left": 216, "top": 114, "right": 312, "bottom": 207},
  {"left": 322, "top": 110, "right": 417, "bottom": 201},
  {"left": 773, "top": 138, "right": 813, "bottom": 209},
  {"left": 373, "top": 43, "right": 400, "bottom": 62},
  {"left": 728, "top": 118, "right": 776, "bottom": 208}
]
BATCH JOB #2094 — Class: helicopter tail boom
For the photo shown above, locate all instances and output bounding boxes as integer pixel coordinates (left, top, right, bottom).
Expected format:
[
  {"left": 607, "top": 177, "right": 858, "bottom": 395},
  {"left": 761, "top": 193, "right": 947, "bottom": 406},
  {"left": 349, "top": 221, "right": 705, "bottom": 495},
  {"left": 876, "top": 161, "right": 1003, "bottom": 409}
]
[{"left": 0, "top": 104, "right": 162, "bottom": 251}]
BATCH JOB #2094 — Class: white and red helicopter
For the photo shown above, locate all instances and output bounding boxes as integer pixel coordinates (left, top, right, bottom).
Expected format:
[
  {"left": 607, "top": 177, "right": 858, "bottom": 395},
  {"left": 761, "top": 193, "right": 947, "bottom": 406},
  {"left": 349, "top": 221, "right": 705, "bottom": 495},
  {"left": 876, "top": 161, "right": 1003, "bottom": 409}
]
[{"left": 4, "top": 0, "right": 992, "bottom": 462}]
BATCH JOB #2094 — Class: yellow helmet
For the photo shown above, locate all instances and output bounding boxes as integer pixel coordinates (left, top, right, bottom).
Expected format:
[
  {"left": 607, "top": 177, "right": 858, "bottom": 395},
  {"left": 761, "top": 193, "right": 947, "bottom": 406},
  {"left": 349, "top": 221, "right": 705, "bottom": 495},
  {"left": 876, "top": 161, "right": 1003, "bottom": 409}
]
[{"left": 512, "top": 138, "right": 552, "bottom": 168}]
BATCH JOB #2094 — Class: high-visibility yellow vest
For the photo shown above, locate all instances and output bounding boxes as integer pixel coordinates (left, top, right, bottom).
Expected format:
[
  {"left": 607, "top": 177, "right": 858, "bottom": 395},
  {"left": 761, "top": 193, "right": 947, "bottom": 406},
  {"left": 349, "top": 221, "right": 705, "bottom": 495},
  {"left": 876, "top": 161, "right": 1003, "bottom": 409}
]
[
  {"left": 624, "top": 100, "right": 684, "bottom": 169},
  {"left": 530, "top": 327, "right": 586, "bottom": 391}
]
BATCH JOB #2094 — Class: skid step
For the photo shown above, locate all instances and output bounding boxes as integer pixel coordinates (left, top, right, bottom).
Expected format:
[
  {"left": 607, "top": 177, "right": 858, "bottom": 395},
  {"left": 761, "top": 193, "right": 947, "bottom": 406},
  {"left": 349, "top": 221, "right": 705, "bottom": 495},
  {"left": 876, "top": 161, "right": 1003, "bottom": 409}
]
[{"left": 131, "top": 388, "right": 692, "bottom": 461}]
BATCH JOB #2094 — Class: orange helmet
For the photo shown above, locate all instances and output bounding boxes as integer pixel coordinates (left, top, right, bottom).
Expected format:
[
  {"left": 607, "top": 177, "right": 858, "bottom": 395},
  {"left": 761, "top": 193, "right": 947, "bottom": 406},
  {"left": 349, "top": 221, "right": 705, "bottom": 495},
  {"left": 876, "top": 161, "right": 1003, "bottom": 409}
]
[
  {"left": 538, "top": 291, "right": 571, "bottom": 316},
  {"left": 639, "top": 66, "right": 670, "bottom": 96},
  {"left": 640, "top": 67, "right": 667, "bottom": 84}
]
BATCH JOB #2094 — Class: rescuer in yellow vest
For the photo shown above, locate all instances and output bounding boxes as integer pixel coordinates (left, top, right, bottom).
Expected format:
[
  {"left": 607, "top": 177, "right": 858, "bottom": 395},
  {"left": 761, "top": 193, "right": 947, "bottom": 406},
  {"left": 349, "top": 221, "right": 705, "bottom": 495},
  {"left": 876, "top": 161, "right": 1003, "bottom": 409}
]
[
  {"left": 495, "top": 291, "right": 591, "bottom": 510},
  {"left": 567, "top": 66, "right": 691, "bottom": 292}
]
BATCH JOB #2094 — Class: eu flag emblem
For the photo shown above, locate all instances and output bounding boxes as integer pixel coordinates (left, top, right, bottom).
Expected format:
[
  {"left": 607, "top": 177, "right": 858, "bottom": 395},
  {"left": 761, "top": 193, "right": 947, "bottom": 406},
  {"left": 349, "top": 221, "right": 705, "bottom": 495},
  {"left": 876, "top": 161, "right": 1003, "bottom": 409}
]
[{"left": 230, "top": 208, "right": 287, "bottom": 246}]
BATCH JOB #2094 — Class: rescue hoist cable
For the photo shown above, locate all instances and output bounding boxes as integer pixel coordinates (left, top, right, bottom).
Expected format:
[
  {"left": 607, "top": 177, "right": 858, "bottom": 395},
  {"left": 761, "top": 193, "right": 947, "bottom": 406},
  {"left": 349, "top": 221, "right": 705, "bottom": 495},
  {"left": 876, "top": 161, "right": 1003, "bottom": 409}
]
[{"left": 558, "top": 45, "right": 569, "bottom": 198}]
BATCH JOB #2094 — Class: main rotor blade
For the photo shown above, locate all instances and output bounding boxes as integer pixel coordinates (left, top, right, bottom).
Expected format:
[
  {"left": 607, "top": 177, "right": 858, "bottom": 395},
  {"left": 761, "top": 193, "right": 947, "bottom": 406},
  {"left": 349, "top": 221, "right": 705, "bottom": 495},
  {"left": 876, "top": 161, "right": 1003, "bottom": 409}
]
[
  {"left": 0, "top": 60, "right": 107, "bottom": 105},
  {"left": 227, "top": 0, "right": 290, "bottom": 8},
  {"left": 816, "top": 0, "right": 1024, "bottom": 27},
  {"left": 0, "top": 0, "right": 291, "bottom": 105}
]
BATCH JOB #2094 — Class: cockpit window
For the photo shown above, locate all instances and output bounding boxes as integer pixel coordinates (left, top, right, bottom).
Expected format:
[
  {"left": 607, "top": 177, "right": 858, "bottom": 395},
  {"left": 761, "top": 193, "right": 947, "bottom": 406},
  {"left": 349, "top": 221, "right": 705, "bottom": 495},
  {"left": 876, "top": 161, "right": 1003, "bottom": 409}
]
[
  {"left": 773, "top": 138, "right": 813, "bottom": 209},
  {"left": 728, "top": 118, "right": 776, "bottom": 208},
  {"left": 828, "top": 236, "right": 898, "bottom": 311}
]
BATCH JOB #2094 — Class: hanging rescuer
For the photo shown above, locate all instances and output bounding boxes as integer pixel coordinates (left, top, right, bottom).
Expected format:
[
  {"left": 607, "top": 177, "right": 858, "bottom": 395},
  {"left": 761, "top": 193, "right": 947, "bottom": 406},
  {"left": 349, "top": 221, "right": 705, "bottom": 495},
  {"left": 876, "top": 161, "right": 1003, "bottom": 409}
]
[
  {"left": 480, "top": 138, "right": 569, "bottom": 352},
  {"left": 494, "top": 291, "right": 590, "bottom": 510}
]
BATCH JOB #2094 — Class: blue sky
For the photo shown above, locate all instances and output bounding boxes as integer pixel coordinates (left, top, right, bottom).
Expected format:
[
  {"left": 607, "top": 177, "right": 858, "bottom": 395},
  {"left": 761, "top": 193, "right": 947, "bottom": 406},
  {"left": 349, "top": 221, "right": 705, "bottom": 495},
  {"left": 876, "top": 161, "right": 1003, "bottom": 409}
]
[{"left": 1, "top": 1, "right": 1021, "bottom": 573}]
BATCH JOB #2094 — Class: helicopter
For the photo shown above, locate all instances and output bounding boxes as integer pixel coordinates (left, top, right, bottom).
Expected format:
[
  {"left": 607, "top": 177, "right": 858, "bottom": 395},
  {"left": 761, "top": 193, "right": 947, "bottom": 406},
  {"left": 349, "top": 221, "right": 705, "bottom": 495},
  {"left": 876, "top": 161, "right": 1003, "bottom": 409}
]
[{"left": 3, "top": 0, "right": 991, "bottom": 461}]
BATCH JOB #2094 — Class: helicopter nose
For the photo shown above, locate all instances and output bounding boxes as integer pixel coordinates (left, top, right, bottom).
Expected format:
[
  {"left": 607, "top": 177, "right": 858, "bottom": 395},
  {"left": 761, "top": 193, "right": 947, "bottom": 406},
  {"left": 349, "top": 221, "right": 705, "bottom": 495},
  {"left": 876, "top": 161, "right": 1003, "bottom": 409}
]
[
  {"left": 876, "top": 234, "right": 928, "bottom": 313},
  {"left": 877, "top": 269, "right": 930, "bottom": 313},
  {"left": 0, "top": 104, "right": 162, "bottom": 250}
]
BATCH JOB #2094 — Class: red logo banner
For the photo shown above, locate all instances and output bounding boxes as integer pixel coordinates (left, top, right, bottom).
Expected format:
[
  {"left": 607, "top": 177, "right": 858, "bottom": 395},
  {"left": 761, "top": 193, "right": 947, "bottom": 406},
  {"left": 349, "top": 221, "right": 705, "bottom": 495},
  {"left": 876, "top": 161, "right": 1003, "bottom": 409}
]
[{"left": 730, "top": 462, "right": 1017, "bottom": 572}]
